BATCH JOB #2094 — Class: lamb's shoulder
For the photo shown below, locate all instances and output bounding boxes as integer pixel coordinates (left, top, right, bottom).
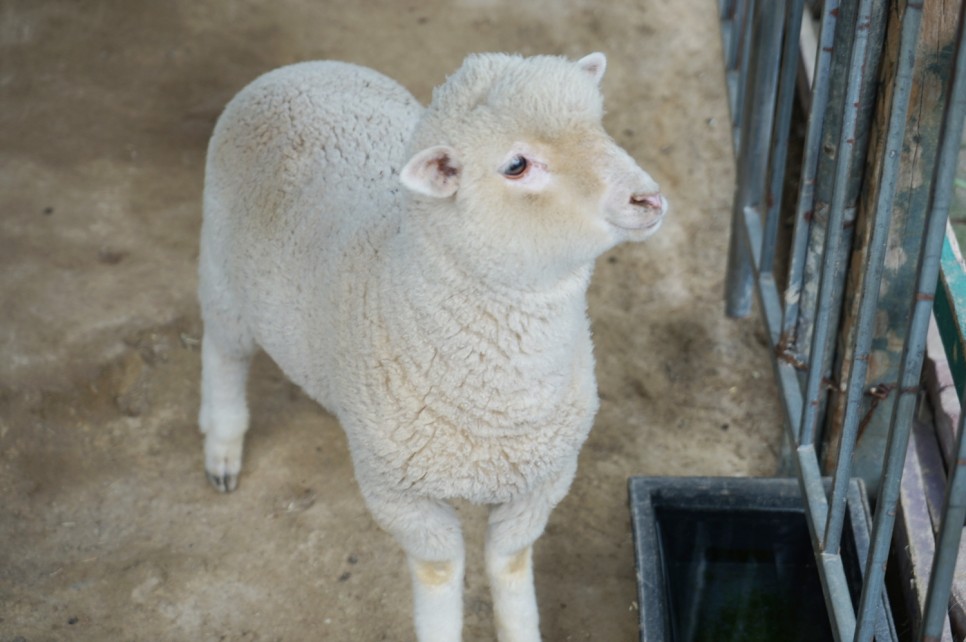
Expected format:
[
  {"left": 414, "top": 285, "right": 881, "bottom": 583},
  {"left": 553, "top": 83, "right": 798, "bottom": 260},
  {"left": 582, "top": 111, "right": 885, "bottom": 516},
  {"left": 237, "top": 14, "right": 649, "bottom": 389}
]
[{"left": 207, "top": 61, "right": 422, "bottom": 240}]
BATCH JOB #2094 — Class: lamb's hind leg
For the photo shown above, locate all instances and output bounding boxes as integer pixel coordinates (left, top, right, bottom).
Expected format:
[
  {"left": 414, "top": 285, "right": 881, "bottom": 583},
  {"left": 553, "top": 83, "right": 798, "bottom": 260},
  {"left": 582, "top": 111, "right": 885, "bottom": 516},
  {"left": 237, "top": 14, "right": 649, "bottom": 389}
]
[
  {"left": 198, "top": 330, "right": 254, "bottom": 492},
  {"left": 486, "top": 456, "right": 579, "bottom": 642},
  {"left": 365, "top": 490, "right": 465, "bottom": 642}
]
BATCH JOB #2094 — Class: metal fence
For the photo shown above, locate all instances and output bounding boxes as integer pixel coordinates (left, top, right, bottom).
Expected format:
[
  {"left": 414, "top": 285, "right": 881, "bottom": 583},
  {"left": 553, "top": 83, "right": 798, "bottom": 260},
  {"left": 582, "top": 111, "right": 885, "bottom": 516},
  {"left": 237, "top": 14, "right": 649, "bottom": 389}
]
[{"left": 721, "top": 0, "right": 966, "bottom": 640}]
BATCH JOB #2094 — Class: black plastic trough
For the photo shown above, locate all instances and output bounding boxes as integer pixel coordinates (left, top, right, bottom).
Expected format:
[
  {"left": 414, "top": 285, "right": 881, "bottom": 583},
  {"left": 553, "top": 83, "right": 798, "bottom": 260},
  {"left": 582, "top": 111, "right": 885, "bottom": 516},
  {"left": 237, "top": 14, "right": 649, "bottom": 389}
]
[{"left": 628, "top": 476, "right": 897, "bottom": 642}]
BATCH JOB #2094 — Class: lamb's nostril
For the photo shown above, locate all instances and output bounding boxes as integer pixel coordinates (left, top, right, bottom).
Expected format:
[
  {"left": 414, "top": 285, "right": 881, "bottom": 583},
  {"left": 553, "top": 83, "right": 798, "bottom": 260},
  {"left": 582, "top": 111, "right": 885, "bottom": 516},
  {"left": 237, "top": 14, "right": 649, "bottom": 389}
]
[{"left": 631, "top": 192, "right": 663, "bottom": 210}]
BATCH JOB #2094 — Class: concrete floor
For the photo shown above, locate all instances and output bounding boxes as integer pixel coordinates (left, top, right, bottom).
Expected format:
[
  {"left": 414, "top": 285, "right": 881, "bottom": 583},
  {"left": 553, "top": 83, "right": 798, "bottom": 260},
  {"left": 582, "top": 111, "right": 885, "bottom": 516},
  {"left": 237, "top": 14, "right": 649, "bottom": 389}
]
[{"left": 0, "top": 0, "right": 784, "bottom": 640}]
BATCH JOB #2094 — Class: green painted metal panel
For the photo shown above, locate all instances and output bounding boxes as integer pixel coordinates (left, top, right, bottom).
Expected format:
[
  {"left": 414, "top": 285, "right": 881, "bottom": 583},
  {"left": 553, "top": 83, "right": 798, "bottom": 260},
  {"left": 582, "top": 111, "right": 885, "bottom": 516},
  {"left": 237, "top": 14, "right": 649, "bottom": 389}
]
[{"left": 934, "top": 229, "right": 966, "bottom": 399}]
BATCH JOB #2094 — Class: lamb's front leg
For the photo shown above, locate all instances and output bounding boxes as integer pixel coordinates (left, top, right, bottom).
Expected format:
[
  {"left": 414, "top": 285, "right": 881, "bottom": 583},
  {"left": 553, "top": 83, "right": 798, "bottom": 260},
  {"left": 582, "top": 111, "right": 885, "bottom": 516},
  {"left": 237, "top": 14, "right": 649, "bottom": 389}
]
[
  {"left": 486, "top": 457, "right": 578, "bottom": 642},
  {"left": 199, "top": 332, "right": 254, "bottom": 492},
  {"left": 366, "top": 491, "right": 466, "bottom": 642}
]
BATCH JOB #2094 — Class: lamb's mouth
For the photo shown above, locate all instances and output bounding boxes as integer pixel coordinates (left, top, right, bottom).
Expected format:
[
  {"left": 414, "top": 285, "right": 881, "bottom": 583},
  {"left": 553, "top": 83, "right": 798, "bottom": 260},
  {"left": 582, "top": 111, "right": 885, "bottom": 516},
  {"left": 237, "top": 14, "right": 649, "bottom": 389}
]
[{"left": 609, "top": 217, "right": 664, "bottom": 232}]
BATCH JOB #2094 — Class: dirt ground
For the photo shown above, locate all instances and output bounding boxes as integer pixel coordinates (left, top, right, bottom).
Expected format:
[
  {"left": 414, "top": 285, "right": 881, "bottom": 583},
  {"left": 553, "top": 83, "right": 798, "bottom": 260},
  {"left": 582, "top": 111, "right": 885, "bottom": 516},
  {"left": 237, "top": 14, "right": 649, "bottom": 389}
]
[{"left": 0, "top": 0, "right": 784, "bottom": 640}]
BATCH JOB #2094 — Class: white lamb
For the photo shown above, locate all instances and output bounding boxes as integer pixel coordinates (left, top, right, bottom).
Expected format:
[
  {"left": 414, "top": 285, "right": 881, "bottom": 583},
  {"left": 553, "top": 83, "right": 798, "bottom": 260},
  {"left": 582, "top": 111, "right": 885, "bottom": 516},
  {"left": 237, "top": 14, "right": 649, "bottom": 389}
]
[{"left": 198, "top": 52, "right": 667, "bottom": 642}]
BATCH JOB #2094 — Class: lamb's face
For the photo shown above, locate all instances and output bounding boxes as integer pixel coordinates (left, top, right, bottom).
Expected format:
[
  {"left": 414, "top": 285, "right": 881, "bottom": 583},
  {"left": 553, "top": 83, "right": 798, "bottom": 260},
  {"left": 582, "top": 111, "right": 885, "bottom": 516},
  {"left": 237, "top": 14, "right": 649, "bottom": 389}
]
[
  {"left": 401, "top": 53, "right": 668, "bottom": 289},
  {"left": 482, "top": 125, "right": 668, "bottom": 243}
]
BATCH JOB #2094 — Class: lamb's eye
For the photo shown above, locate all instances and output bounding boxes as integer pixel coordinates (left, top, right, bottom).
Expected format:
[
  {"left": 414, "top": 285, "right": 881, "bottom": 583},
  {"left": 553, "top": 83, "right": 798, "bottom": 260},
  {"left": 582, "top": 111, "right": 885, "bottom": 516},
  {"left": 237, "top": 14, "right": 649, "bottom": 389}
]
[{"left": 502, "top": 156, "right": 528, "bottom": 178}]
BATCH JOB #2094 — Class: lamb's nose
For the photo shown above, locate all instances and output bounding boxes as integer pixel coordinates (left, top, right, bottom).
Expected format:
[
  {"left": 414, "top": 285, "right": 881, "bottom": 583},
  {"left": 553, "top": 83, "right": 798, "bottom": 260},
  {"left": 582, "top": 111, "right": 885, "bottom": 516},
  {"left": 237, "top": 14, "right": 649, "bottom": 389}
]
[{"left": 630, "top": 192, "right": 663, "bottom": 210}]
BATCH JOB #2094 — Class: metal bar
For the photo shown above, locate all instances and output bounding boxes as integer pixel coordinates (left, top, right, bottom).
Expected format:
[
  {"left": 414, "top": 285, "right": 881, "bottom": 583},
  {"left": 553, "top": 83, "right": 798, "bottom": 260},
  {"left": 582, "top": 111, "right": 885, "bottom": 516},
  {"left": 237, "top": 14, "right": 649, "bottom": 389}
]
[
  {"left": 732, "top": 0, "right": 757, "bottom": 152},
  {"left": 923, "top": 405, "right": 966, "bottom": 641},
  {"left": 919, "top": 4, "right": 966, "bottom": 636},
  {"left": 853, "top": 188, "right": 936, "bottom": 639},
  {"left": 722, "top": 0, "right": 744, "bottom": 72},
  {"left": 740, "top": 205, "right": 787, "bottom": 344},
  {"left": 743, "top": 205, "right": 763, "bottom": 267},
  {"left": 850, "top": 479, "right": 903, "bottom": 642},
  {"left": 793, "top": 442, "right": 859, "bottom": 642},
  {"left": 725, "top": 0, "right": 786, "bottom": 318},
  {"left": 721, "top": 0, "right": 747, "bottom": 152},
  {"left": 782, "top": 0, "right": 840, "bottom": 342},
  {"left": 798, "top": 7, "right": 820, "bottom": 104},
  {"left": 798, "top": 443, "right": 830, "bottom": 542},
  {"left": 823, "top": 0, "right": 924, "bottom": 557},
  {"left": 760, "top": 0, "right": 805, "bottom": 275},
  {"left": 736, "top": 195, "right": 804, "bottom": 437},
  {"left": 720, "top": 0, "right": 741, "bottom": 120},
  {"left": 854, "top": 7, "right": 966, "bottom": 637},
  {"left": 799, "top": 0, "right": 876, "bottom": 449},
  {"left": 821, "top": 553, "right": 859, "bottom": 642},
  {"left": 894, "top": 418, "right": 954, "bottom": 641}
]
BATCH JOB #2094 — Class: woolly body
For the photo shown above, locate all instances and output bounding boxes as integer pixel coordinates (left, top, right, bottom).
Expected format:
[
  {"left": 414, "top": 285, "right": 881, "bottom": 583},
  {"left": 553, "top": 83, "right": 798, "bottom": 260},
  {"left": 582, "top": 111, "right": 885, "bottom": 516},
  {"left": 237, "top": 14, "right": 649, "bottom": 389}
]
[{"left": 199, "top": 53, "right": 666, "bottom": 642}]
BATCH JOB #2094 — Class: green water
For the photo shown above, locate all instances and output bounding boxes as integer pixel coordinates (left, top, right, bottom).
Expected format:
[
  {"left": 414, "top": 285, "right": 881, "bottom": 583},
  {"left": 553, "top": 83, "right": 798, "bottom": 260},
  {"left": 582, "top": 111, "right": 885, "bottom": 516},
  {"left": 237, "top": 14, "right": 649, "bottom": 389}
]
[{"left": 657, "top": 508, "right": 839, "bottom": 642}]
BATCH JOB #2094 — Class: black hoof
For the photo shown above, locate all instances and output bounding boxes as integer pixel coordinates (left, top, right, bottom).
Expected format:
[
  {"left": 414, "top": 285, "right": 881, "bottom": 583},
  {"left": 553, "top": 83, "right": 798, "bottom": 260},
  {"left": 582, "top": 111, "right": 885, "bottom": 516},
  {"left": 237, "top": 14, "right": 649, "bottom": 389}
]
[{"left": 206, "top": 470, "right": 238, "bottom": 493}]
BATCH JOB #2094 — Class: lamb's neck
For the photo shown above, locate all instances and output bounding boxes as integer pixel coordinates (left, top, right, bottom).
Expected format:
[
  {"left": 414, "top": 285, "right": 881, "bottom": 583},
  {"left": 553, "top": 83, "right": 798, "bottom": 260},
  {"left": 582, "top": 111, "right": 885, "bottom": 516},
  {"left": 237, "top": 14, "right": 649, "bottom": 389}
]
[
  {"left": 380, "top": 223, "right": 593, "bottom": 382},
  {"left": 389, "top": 223, "right": 592, "bottom": 336}
]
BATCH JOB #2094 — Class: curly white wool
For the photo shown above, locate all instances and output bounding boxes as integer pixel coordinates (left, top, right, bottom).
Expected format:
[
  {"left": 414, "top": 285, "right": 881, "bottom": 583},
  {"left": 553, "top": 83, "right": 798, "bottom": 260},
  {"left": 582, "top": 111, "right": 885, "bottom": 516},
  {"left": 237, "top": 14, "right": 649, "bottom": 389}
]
[{"left": 198, "top": 52, "right": 667, "bottom": 642}]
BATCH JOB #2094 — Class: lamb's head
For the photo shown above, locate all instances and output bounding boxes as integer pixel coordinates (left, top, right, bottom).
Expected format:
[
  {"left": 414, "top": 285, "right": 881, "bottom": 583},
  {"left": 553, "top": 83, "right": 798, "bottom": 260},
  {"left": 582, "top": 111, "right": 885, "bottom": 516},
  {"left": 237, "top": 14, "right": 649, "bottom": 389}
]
[{"left": 400, "top": 52, "right": 668, "bottom": 290}]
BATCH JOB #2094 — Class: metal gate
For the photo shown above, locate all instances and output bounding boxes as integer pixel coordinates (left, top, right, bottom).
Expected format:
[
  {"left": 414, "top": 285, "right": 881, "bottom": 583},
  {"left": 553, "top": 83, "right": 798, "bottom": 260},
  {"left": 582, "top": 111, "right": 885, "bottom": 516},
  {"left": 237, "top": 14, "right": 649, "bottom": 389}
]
[{"left": 721, "top": 0, "right": 966, "bottom": 640}]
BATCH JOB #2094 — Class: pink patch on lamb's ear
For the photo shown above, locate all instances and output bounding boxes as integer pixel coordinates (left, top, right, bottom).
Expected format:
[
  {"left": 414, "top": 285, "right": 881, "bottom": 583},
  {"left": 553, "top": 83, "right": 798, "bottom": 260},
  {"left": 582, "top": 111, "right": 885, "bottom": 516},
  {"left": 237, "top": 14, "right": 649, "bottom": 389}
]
[
  {"left": 400, "top": 145, "right": 462, "bottom": 198},
  {"left": 577, "top": 52, "right": 607, "bottom": 85}
]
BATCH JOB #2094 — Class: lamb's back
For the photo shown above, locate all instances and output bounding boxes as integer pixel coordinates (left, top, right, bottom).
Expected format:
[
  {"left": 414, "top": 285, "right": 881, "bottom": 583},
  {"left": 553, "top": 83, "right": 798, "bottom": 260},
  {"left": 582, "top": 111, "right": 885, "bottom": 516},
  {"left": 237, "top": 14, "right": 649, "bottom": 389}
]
[{"left": 201, "top": 61, "right": 422, "bottom": 392}]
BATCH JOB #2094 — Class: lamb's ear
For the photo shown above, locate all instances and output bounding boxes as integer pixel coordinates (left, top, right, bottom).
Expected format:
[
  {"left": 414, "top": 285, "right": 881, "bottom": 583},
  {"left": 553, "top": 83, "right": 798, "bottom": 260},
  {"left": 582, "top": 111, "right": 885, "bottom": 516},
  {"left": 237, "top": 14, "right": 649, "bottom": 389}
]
[
  {"left": 400, "top": 145, "right": 462, "bottom": 198},
  {"left": 577, "top": 52, "right": 607, "bottom": 85}
]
